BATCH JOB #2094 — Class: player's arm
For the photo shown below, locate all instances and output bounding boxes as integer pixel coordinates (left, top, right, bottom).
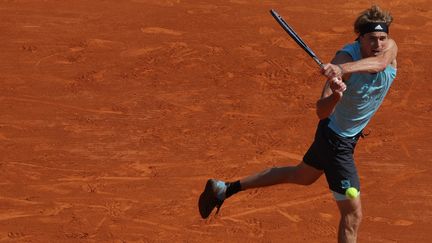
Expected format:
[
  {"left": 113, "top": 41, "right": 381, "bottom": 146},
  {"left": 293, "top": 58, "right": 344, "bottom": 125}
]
[
  {"left": 322, "top": 38, "right": 398, "bottom": 78},
  {"left": 340, "top": 38, "right": 398, "bottom": 73},
  {"left": 316, "top": 51, "right": 352, "bottom": 119},
  {"left": 315, "top": 49, "right": 354, "bottom": 120},
  {"left": 321, "top": 39, "right": 398, "bottom": 77},
  {"left": 316, "top": 77, "right": 346, "bottom": 120}
]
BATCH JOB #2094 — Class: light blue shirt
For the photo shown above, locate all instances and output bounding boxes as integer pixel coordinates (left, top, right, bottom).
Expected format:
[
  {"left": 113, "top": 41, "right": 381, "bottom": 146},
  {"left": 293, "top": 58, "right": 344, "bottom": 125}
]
[{"left": 328, "top": 41, "right": 397, "bottom": 137}]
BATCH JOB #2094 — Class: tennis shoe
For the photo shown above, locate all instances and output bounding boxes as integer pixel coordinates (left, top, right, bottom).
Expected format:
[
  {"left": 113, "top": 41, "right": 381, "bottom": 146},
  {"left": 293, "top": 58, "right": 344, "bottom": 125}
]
[{"left": 198, "top": 179, "right": 227, "bottom": 219}]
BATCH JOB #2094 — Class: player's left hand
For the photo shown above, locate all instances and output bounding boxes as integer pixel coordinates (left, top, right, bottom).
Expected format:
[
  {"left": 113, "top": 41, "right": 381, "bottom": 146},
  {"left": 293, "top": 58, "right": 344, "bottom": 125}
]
[{"left": 329, "top": 76, "right": 346, "bottom": 99}]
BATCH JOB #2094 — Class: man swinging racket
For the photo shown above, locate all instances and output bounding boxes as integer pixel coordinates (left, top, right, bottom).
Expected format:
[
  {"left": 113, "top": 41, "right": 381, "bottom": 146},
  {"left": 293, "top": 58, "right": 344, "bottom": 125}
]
[{"left": 198, "top": 5, "right": 397, "bottom": 243}]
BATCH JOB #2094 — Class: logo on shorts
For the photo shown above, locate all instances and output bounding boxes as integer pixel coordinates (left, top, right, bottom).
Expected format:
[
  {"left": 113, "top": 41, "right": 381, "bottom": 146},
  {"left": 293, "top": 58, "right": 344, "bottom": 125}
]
[{"left": 341, "top": 180, "right": 351, "bottom": 189}]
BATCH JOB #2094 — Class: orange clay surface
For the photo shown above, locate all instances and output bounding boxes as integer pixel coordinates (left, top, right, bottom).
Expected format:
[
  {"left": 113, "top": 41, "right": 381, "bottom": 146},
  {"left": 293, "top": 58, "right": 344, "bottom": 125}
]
[{"left": 1, "top": 0, "right": 431, "bottom": 242}]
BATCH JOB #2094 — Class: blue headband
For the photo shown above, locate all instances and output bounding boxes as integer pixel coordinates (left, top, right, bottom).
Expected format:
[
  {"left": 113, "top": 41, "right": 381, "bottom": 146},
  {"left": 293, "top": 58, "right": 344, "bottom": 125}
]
[{"left": 359, "top": 22, "right": 389, "bottom": 35}]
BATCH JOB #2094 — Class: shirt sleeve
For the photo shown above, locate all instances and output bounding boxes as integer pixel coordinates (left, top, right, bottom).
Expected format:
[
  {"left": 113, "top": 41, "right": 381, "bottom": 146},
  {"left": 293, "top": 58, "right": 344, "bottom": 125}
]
[{"left": 335, "top": 42, "right": 361, "bottom": 61}]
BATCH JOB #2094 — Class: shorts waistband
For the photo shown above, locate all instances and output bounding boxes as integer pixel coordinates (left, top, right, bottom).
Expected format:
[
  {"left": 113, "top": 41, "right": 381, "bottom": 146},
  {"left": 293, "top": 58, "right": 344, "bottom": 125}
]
[{"left": 321, "top": 119, "right": 364, "bottom": 141}]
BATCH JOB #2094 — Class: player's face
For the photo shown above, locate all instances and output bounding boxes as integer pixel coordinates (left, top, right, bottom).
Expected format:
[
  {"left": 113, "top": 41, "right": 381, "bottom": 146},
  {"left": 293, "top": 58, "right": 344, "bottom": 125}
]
[{"left": 359, "top": 32, "right": 389, "bottom": 58}]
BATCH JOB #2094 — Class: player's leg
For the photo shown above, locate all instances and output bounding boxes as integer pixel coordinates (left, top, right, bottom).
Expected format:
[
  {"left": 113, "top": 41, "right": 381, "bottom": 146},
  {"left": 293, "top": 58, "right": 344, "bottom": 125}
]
[
  {"left": 326, "top": 157, "right": 362, "bottom": 243},
  {"left": 240, "top": 161, "right": 323, "bottom": 190},
  {"left": 324, "top": 136, "right": 362, "bottom": 242},
  {"left": 237, "top": 120, "right": 331, "bottom": 190},
  {"left": 336, "top": 196, "right": 362, "bottom": 243},
  {"left": 198, "top": 161, "right": 323, "bottom": 219},
  {"left": 198, "top": 120, "right": 328, "bottom": 219}
]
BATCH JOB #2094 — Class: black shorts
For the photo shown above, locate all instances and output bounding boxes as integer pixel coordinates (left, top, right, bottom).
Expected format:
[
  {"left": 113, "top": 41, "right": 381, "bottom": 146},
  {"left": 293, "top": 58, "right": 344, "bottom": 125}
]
[{"left": 303, "top": 119, "right": 362, "bottom": 195}]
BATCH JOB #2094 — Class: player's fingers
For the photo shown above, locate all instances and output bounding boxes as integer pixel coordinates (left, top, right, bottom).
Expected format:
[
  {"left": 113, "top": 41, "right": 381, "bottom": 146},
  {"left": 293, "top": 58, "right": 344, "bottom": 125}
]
[
  {"left": 329, "top": 77, "right": 339, "bottom": 90},
  {"left": 321, "top": 64, "right": 330, "bottom": 74},
  {"left": 340, "top": 82, "right": 347, "bottom": 92},
  {"left": 321, "top": 65, "right": 329, "bottom": 75},
  {"left": 331, "top": 76, "right": 339, "bottom": 82},
  {"left": 341, "top": 84, "right": 347, "bottom": 92},
  {"left": 325, "top": 68, "right": 336, "bottom": 78}
]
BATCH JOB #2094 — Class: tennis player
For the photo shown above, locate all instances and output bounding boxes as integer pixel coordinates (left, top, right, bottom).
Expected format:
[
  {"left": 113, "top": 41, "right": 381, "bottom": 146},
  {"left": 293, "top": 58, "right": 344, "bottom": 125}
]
[{"left": 199, "top": 5, "right": 397, "bottom": 243}]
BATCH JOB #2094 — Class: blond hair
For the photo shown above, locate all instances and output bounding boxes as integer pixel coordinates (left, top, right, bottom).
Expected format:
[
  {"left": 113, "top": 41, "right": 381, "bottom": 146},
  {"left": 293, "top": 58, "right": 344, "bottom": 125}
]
[{"left": 354, "top": 5, "right": 393, "bottom": 35}]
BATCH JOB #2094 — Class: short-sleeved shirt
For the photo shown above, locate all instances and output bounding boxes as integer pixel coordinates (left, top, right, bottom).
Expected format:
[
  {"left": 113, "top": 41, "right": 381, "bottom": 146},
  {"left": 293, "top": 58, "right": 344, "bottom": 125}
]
[{"left": 328, "top": 41, "right": 397, "bottom": 137}]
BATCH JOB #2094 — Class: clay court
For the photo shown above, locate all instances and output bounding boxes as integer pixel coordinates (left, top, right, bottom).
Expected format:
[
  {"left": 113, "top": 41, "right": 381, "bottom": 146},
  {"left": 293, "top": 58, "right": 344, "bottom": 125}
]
[{"left": 1, "top": 0, "right": 431, "bottom": 242}]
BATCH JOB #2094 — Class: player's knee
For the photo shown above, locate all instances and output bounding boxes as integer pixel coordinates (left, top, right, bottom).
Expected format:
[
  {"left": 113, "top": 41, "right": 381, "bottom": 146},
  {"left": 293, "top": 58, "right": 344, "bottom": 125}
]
[
  {"left": 296, "top": 172, "right": 319, "bottom": 185},
  {"left": 289, "top": 164, "right": 319, "bottom": 185},
  {"left": 352, "top": 209, "right": 363, "bottom": 224},
  {"left": 344, "top": 208, "right": 363, "bottom": 228},
  {"left": 289, "top": 176, "right": 314, "bottom": 186}
]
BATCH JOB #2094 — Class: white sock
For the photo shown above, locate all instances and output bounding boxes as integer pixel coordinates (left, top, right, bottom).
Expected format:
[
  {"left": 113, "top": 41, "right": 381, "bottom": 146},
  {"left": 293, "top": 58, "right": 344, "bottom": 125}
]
[{"left": 214, "top": 180, "right": 227, "bottom": 200}]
